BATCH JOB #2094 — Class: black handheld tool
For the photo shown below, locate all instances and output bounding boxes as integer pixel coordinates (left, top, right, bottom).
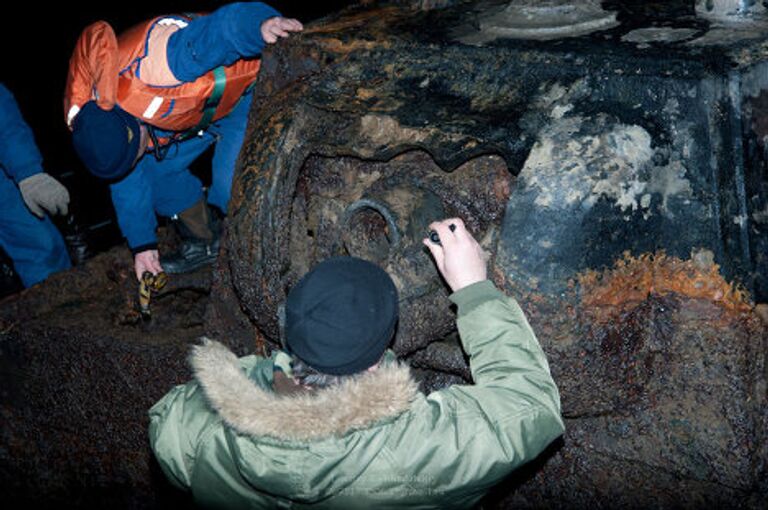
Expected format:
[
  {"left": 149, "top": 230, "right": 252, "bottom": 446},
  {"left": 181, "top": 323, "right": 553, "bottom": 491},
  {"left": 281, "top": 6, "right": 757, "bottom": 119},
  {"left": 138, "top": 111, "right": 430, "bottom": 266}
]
[{"left": 428, "top": 223, "right": 456, "bottom": 246}]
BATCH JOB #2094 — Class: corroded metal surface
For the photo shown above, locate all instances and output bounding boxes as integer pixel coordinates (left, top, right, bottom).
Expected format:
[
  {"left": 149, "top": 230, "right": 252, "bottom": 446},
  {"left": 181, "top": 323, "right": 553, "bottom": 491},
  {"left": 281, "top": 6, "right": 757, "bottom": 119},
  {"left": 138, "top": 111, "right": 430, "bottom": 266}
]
[
  {"left": 279, "top": 151, "right": 510, "bottom": 354},
  {"left": 487, "top": 293, "right": 766, "bottom": 509},
  {"left": 0, "top": 233, "right": 249, "bottom": 508},
  {"left": 696, "top": 0, "right": 766, "bottom": 19},
  {"left": 223, "top": 0, "right": 768, "bottom": 506},
  {"left": 0, "top": 1, "right": 765, "bottom": 507},
  {"left": 228, "top": 0, "right": 768, "bottom": 346},
  {"left": 0, "top": 327, "right": 192, "bottom": 509},
  {"left": 0, "top": 243, "right": 211, "bottom": 508},
  {"left": 459, "top": 0, "right": 619, "bottom": 43}
]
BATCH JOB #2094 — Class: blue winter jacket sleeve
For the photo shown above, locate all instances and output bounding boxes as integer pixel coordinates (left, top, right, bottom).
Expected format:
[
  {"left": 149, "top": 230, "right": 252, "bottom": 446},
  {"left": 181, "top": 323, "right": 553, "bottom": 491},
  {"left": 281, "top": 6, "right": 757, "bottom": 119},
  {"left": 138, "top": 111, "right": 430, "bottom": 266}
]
[
  {"left": 166, "top": 2, "right": 281, "bottom": 83},
  {"left": 0, "top": 83, "right": 45, "bottom": 183},
  {"left": 109, "top": 165, "right": 159, "bottom": 253}
]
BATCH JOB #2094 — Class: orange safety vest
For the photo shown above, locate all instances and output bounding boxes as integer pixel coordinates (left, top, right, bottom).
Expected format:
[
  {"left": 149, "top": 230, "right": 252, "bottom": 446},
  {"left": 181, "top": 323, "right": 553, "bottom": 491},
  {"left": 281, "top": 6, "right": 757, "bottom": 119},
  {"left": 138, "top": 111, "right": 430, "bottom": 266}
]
[{"left": 65, "top": 15, "right": 260, "bottom": 138}]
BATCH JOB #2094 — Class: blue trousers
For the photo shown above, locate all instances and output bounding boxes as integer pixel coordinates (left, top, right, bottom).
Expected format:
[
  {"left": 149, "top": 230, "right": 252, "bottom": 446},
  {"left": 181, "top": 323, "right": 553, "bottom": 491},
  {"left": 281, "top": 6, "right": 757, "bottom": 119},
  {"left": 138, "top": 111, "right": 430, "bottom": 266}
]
[
  {"left": 110, "top": 92, "right": 253, "bottom": 249},
  {"left": 0, "top": 171, "right": 71, "bottom": 287}
]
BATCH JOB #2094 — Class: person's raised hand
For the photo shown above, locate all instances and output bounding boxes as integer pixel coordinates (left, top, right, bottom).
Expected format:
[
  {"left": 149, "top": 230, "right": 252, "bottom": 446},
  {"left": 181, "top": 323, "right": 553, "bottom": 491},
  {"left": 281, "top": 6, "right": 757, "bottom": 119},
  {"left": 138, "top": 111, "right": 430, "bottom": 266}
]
[
  {"left": 260, "top": 17, "right": 304, "bottom": 44},
  {"left": 423, "top": 218, "right": 488, "bottom": 292},
  {"left": 134, "top": 249, "right": 163, "bottom": 282}
]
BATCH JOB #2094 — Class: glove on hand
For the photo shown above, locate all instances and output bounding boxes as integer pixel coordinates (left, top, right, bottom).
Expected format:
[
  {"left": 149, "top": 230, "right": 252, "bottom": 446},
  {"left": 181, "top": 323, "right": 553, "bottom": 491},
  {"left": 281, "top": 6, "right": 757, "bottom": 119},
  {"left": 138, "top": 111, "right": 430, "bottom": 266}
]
[{"left": 18, "top": 173, "right": 70, "bottom": 218}]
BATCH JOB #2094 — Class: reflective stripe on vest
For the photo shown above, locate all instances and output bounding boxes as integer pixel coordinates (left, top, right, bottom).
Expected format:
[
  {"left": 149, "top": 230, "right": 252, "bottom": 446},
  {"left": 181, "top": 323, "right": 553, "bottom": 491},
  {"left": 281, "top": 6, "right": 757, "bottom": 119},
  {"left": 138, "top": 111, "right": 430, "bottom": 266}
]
[
  {"left": 115, "top": 16, "right": 259, "bottom": 132},
  {"left": 65, "top": 15, "right": 260, "bottom": 135}
]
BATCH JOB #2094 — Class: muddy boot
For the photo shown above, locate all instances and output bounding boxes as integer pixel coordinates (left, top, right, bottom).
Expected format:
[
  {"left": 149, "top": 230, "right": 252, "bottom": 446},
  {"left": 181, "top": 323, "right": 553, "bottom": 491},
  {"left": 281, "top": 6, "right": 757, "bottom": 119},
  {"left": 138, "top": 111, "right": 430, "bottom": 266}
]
[{"left": 160, "top": 200, "right": 221, "bottom": 274}]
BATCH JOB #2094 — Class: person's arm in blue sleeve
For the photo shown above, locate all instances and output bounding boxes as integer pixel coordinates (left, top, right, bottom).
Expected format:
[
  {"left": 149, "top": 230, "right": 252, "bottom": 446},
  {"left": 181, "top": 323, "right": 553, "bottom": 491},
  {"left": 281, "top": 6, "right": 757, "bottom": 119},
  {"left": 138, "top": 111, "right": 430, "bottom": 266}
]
[
  {"left": 0, "top": 83, "right": 45, "bottom": 182},
  {"left": 167, "top": 2, "right": 294, "bottom": 82},
  {"left": 110, "top": 166, "right": 159, "bottom": 254},
  {"left": 0, "top": 83, "right": 70, "bottom": 218}
]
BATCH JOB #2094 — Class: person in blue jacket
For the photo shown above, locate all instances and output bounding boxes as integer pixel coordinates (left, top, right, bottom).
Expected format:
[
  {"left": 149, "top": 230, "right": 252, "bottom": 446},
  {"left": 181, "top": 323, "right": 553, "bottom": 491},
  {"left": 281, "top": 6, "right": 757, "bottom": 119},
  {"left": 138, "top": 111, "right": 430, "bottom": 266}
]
[
  {"left": 0, "top": 83, "right": 71, "bottom": 288},
  {"left": 65, "top": 2, "right": 303, "bottom": 281}
]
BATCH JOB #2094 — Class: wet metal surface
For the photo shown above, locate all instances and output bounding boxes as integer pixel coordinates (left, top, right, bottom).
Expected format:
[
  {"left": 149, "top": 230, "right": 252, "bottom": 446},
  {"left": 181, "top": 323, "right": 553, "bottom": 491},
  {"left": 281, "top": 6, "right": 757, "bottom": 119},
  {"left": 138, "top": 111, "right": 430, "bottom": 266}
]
[
  {"left": 0, "top": 1, "right": 766, "bottom": 507},
  {"left": 0, "top": 241, "right": 207, "bottom": 508},
  {"left": 225, "top": 0, "right": 768, "bottom": 506},
  {"left": 458, "top": 0, "right": 620, "bottom": 43},
  {"left": 279, "top": 151, "right": 510, "bottom": 354}
]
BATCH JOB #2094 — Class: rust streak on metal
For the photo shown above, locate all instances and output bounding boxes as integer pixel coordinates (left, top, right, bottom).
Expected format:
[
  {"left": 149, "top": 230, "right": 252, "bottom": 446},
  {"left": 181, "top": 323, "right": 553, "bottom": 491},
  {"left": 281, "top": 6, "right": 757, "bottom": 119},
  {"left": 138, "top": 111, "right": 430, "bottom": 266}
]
[
  {"left": 356, "top": 87, "right": 377, "bottom": 101},
  {"left": 578, "top": 251, "right": 752, "bottom": 312},
  {"left": 314, "top": 37, "right": 392, "bottom": 53}
]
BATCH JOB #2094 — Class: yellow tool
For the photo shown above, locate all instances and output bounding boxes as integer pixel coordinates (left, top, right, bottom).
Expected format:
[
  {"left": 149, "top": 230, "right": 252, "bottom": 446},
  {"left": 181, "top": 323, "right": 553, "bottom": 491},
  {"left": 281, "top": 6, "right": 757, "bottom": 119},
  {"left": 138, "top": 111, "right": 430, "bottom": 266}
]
[{"left": 139, "top": 271, "right": 168, "bottom": 319}]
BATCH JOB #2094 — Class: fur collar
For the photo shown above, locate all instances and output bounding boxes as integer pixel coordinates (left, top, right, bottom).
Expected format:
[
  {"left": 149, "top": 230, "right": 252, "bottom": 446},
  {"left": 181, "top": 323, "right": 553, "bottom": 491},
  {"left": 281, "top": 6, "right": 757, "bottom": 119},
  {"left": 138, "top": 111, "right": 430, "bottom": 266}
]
[{"left": 190, "top": 339, "right": 420, "bottom": 441}]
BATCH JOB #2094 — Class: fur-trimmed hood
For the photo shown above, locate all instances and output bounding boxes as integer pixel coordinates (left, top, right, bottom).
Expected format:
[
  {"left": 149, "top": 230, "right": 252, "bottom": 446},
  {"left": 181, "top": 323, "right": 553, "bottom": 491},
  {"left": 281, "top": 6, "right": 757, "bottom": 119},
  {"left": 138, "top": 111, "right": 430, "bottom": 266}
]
[{"left": 190, "top": 339, "right": 420, "bottom": 442}]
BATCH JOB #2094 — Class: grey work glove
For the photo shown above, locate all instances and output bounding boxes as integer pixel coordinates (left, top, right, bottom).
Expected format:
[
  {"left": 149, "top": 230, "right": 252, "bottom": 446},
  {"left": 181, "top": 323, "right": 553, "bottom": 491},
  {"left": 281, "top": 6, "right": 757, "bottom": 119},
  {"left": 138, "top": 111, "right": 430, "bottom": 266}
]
[{"left": 18, "top": 173, "right": 70, "bottom": 218}]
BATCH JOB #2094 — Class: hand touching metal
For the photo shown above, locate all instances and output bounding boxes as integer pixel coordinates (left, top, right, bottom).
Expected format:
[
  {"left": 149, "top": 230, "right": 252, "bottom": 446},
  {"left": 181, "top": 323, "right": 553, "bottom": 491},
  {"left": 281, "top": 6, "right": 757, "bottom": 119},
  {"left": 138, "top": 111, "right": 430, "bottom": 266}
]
[
  {"left": 260, "top": 16, "right": 304, "bottom": 44},
  {"left": 423, "top": 218, "right": 488, "bottom": 292},
  {"left": 134, "top": 249, "right": 163, "bottom": 282},
  {"left": 18, "top": 173, "right": 70, "bottom": 218}
]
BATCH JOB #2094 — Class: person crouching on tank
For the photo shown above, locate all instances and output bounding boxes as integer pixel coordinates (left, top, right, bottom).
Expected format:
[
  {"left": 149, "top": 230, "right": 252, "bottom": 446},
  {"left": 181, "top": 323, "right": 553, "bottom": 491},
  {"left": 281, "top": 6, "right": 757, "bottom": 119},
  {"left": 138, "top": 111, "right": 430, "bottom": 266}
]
[{"left": 64, "top": 2, "right": 303, "bottom": 281}]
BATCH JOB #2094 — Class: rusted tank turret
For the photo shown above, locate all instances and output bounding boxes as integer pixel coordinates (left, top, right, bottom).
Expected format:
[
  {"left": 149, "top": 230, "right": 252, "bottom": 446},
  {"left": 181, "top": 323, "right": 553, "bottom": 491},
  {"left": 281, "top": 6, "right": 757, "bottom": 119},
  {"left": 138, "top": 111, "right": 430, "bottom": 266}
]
[
  {"left": 220, "top": 0, "right": 768, "bottom": 507},
  {"left": 0, "top": 1, "right": 766, "bottom": 508}
]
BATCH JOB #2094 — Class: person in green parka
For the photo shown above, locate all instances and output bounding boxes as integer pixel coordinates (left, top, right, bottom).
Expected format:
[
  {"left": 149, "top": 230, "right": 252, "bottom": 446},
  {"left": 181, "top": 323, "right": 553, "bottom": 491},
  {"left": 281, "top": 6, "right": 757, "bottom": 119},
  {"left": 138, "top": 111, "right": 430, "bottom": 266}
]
[{"left": 149, "top": 217, "right": 565, "bottom": 509}]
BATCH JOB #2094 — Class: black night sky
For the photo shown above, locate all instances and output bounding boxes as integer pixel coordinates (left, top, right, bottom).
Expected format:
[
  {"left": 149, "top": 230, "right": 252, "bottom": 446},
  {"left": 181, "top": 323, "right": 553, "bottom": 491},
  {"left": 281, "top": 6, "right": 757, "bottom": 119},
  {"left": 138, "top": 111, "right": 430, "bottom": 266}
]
[{"left": 0, "top": 2, "right": 351, "bottom": 258}]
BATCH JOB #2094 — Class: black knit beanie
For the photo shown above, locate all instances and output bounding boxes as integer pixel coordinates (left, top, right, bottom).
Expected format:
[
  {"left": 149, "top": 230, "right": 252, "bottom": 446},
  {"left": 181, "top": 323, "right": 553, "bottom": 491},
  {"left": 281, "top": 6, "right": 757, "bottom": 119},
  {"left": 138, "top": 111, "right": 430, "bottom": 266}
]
[{"left": 284, "top": 256, "right": 399, "bottom": 376}]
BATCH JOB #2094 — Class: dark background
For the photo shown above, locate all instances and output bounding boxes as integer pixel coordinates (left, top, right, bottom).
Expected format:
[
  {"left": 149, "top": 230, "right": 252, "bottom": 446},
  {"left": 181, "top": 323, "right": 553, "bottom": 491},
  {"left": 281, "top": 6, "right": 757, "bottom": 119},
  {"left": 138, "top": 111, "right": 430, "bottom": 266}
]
[{"left": 0, "top": 1, "right": 352, "bottom": 271}]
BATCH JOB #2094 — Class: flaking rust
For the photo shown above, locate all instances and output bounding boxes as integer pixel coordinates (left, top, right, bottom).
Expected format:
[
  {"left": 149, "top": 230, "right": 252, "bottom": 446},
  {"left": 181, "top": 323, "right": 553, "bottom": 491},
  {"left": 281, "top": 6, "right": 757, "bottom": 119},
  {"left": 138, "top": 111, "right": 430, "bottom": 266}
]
[
  {"left": 578, "top": 249, "right": 753, "bottom": 318},
  {"left": 224, "top": 2, "right": 768, "bottom": 506},
  {"left": 1, "top": 1, "right": 766, "bottom": 508}
]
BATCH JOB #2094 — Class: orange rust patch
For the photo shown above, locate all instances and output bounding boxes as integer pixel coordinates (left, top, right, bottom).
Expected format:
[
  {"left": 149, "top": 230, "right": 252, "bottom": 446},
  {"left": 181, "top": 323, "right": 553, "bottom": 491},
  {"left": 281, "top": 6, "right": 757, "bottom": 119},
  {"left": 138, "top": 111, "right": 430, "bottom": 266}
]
[
  {"left": 254, "top": 328, "right": 269, "bottom": 358},
  {"left": 493, "top": 171, "right": 512, "bottom": 203},
  {"left": 356, "top": 87, "right": 377, "bottom": 100},
  {"left": 578, "top": 251, "right": 752, "bottom": 312},
  {"left": 755, "top": 303, "right": 768, "bottom": 325}
]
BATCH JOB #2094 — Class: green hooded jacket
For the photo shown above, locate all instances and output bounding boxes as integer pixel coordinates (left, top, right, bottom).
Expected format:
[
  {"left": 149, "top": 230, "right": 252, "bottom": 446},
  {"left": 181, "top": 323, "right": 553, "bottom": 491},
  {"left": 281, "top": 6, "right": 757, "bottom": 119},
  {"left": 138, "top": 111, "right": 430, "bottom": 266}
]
[{"left": 149, "top": 280, "right": 565, "bottom": 509}]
